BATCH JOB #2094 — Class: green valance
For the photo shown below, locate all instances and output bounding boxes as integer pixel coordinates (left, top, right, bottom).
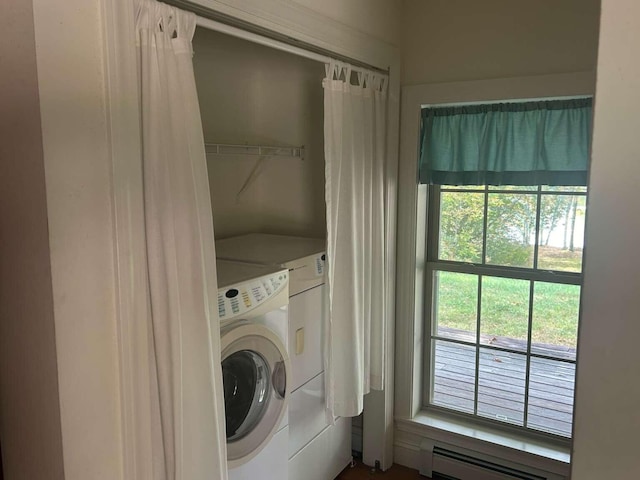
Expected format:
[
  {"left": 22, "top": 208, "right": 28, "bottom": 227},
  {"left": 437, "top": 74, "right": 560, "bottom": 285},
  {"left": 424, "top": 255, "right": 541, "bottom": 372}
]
[{"left": 419, "top": 98, "right": 592, "bottom": 186}]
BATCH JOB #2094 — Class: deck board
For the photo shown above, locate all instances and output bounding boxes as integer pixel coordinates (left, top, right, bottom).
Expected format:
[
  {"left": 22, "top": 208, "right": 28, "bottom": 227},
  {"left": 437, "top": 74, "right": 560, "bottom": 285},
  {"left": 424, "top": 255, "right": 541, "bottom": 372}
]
[
  {"left": 431, "top": 330, "right": 576, "bottom": 437},
  {"left": 436, "top": 327, "right": 576, "bottom": 361}
]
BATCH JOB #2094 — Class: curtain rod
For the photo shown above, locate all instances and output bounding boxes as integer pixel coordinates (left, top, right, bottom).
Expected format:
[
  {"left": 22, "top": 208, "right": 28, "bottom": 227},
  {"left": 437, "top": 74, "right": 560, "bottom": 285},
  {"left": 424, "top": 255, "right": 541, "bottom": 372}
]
[
  {"left": 422, "top": 95, "right": 593, "bottom": 109},
  {"left": 164, "top": 0, "right": 388, "bottom": 75}
]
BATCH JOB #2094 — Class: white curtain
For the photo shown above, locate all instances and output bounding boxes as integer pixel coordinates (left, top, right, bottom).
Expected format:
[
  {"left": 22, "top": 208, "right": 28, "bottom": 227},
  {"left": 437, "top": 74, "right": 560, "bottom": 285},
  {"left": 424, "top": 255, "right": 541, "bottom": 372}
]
[
  {"left": 323, "top": 60, "right": 388, "bottom": 417},
  {"left": 136, "top": 1, "right": 227, "bottom": 479}
]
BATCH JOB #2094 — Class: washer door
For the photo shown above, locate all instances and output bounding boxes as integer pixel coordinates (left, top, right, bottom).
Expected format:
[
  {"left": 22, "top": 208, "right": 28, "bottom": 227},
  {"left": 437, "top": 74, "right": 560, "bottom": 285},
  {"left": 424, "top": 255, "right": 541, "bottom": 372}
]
[{"left": 221, "top": 323, "right": 290, "bottom": 467}]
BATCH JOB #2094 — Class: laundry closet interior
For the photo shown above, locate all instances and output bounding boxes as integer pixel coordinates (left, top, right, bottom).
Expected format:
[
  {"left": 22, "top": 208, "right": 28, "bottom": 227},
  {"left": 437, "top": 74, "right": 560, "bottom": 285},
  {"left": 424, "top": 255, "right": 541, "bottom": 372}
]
[
  {"left": 189, "top": 14, "right": 374, "bottom": 480},
  {"left": 193, "top": 26, "right": 326, "bottom": 240}
]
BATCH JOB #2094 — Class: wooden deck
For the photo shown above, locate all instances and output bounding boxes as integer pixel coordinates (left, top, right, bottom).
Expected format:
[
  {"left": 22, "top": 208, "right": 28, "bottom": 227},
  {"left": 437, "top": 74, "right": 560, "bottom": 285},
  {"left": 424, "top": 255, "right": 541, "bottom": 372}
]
[{"left": 432, "top": 328, "right": 576, "bottom": 437}]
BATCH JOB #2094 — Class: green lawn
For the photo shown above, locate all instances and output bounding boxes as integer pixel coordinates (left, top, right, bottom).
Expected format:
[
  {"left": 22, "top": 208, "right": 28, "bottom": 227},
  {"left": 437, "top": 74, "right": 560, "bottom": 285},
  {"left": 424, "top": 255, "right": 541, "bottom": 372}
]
[{"left": 434, "top": 249, "right": 581, "bottom": 348}]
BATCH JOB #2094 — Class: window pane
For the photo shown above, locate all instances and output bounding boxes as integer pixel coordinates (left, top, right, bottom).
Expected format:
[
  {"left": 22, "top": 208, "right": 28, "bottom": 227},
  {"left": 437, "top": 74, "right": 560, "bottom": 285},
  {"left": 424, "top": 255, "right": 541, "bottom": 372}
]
[
  {"left": 527, "top": 357, "right": 575, "bottom": 437},
  {"left": 480, "top": 276, "right": 530, "bottom": 352},
  {"left": 531, "top": 282, "right": 580, "bottom": 360},
  {"left": 433, "top": 271, "right": 477, "bottom": 340},
  {"left": 477, "top": 348, "right": 525, "bottom": 426},
  {"left": 542, "top": 185, "right": 587, "bottom": 193},
  {"left": 538, "top": 194, "right": 585, "bottom": 272},
  {"left": 431, "top": 340, "right": 475, "bottom": 414},
  {"left": 438, "top": 191, "right": 484, "bottom": 263},
  {"left": 488, "top": 185, "right": 537, "bottom": 192},
  {"left": 486, "top": 193, "right": 535, "bottom": 268},
  {"left": 441, "top": 185, "right": 485, "bottom": 192},
  {"left": 427, "top": 184, "right": 585, "bottom": 438}
]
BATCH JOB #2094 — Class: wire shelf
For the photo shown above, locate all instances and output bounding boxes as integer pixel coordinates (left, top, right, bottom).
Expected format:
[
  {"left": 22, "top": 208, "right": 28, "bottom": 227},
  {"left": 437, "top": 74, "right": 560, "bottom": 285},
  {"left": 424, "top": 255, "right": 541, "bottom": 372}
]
[{"left": 204, "top": 143, "right": 304, "bottom": 160}]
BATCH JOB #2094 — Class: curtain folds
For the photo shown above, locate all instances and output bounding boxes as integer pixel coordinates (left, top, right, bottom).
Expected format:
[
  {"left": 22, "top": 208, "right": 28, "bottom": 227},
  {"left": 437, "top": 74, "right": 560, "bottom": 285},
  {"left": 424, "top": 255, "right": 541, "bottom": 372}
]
[
  {"left": 420, "top": 98, "right": 593, "bottom": 186},
  {"left": 323, "top": 60, "right": 388, "bottom": 417},
  {"left": 135, "top": 1, "right": 227, "bottom": 479}
]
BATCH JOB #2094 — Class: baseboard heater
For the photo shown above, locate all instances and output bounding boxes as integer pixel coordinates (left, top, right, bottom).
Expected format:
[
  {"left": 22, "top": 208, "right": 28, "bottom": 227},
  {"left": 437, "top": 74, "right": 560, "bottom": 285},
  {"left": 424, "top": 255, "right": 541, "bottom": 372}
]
[{"left": 420, "top": 442, "right": 565, "bottom": 480}]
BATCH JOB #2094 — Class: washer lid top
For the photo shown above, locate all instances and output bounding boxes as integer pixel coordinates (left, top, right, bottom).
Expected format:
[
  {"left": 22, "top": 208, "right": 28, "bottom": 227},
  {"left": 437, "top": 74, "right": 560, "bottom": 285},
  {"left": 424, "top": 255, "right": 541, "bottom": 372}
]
[
  {"left": 216, "top": 259, "right": 286, "bottom": 289},
  {"left": 216, "top": 233, "right": 325, "bottom": 267}
]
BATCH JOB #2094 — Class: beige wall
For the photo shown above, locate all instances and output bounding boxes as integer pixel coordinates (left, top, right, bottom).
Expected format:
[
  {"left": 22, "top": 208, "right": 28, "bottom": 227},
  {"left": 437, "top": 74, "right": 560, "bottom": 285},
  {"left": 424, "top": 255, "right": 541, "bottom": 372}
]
[
  {"left": 0, "top": 1, "right": 65, "bottom": 478},
  {"left": 571, "top": 0, "right": 640, "bottom": 477},
  {"left": 193, "top": 28, "right": 326, "bottom": 239},
  {"left": 400, "top": 0, "right": 600, "bottom": 85},
  {"left": 31, "top": 0, "right": 123, "bottom": 478},
  {"left": 291, "top": 0, "right": 402, "bottom": 47}
]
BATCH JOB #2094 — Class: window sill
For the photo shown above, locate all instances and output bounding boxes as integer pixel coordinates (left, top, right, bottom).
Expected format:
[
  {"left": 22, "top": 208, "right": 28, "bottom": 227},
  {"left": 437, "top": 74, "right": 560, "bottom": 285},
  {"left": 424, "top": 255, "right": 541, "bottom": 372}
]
[{"left": 395, "top": 410, "right": 571, "bottom": 477}]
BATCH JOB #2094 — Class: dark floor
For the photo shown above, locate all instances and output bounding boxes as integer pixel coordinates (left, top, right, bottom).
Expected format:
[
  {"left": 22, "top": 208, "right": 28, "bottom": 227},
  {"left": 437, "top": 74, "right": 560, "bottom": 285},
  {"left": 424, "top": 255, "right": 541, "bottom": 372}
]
[{"left": 336, "top": 459, "right": 428, "bottom": 480}]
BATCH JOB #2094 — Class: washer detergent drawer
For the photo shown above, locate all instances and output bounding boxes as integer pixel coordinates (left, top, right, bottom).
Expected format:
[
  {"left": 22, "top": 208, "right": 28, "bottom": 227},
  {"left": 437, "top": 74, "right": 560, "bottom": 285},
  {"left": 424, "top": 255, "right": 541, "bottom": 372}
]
[
  {"left": 288, "top": 372, "right": 327, "bottom": 458},
  {"left": 288, "top": 285, "right": 325, "bottom": 391}
]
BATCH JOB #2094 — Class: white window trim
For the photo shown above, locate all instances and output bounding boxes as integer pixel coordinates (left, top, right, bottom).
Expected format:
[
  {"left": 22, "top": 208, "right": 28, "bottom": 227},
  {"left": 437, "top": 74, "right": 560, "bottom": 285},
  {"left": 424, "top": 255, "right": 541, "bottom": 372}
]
[
  {"left": 395, "top": 411, "right": 571, "bottom": 478},
  {"left": 394, "top": 72, "right": 595, "bottom": 473}
]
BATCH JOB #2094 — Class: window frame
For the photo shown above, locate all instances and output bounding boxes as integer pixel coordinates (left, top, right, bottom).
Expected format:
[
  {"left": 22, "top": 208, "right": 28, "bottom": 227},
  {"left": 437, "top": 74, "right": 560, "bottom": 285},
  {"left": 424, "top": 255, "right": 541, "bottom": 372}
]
[
  {"left": 421, "top": 184, "right": 586, "bottom": 440},
  {"left": 394, "top": 74, "right": 595, "bottom": 472}
]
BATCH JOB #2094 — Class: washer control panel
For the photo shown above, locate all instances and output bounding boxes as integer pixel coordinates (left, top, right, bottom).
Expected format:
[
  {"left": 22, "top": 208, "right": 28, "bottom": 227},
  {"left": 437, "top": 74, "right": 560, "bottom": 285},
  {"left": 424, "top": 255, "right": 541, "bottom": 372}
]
[{"left": 217, "top": 271, "right": 288, "bottom": 320}]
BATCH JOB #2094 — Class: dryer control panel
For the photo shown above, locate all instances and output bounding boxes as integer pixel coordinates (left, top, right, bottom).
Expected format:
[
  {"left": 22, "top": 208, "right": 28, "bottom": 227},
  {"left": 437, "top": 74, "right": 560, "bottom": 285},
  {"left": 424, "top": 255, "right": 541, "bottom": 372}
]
[{"left": 217, "top": 271, "right": 288, "bottom": 321}]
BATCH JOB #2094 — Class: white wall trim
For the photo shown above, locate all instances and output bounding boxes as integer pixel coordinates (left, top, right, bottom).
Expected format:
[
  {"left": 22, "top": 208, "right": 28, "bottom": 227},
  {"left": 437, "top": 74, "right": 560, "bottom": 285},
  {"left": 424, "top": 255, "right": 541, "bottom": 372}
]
[
  {"left": 394, "top": 419, "right": 571, "bottom": 479},
  {"left": 103, "top": 0, "right": 401, "bottom": 474},
  {"left": 393, "top": 438, "right": 421, "bottom": 472},
  {"left": 172, "top": 0, "right": 397, "bottom": 70},
  {"left": 571, "top": 2, "right": 640, "bottom": 476},
  {"left": 363, "top": 38, "right": 401, "bottom": 472}
]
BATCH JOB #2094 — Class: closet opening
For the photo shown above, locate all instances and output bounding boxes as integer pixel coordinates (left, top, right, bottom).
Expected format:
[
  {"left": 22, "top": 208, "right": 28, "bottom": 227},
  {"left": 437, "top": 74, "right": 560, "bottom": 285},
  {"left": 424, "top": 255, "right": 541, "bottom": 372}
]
[
  {"left": 192, "top": 24, "right": 327, "bottom": 239},
  {"left": 189, "top": 7, "right": 391, "bottom": 474},
  {"left": 190, "top": 13, "right": 375, "bottom": 479}
]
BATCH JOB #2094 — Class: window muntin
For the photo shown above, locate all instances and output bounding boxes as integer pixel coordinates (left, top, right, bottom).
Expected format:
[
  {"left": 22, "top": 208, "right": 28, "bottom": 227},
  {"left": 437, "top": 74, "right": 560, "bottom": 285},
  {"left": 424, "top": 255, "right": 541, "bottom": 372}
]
[{"left": 425, "top": 185, "right": 586, "bottom": 438}]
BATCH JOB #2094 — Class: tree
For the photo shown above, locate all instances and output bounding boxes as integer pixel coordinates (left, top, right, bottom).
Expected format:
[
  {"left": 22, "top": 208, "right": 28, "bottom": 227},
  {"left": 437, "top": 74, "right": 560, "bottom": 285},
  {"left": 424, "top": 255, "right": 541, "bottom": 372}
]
[
  {"left": 438, "top": 191, "right": 484, "bottom": 263},
  {"left": 439, "top": 191, "right": 533, "bottom": 266},
  {"left": 543, "top": 195, "right": 573, "bottom": 246}
]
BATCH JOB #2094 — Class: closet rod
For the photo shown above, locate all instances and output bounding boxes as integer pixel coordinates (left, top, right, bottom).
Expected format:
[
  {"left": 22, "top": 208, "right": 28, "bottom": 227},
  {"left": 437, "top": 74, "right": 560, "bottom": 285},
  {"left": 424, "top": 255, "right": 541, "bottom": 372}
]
[{"left": 195, "top": 16, "right": 331, "bottom": 66}]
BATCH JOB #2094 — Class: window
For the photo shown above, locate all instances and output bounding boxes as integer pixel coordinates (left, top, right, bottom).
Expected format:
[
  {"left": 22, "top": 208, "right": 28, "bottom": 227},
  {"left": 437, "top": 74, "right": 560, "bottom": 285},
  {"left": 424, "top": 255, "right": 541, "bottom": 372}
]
[
  {"left": 425, "top": 184, "right": 586, "bottom": 437},
  {"left": 418, "top": 99, "right": 592, "bottom": 439}
]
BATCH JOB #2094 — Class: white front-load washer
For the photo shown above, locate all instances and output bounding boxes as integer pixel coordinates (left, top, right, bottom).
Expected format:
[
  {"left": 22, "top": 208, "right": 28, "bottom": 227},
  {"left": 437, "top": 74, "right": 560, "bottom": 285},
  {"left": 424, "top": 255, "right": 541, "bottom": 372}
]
[
  {"left": 216, "top": 259, "right": 292, "bottom": 480},
  {"left": 216, "top": 234, "right": 352, "bottom": 480}
]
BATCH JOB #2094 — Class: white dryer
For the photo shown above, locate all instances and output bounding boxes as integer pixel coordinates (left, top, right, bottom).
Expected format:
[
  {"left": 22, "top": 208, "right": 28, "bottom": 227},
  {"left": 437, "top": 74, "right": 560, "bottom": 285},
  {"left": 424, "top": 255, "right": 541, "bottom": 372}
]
[
  {"left": 216, "top": 234, "right": 352, "bottom": 480},
  {"left": 217, "top": 259, "right": 292, "bottom": 480}
]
